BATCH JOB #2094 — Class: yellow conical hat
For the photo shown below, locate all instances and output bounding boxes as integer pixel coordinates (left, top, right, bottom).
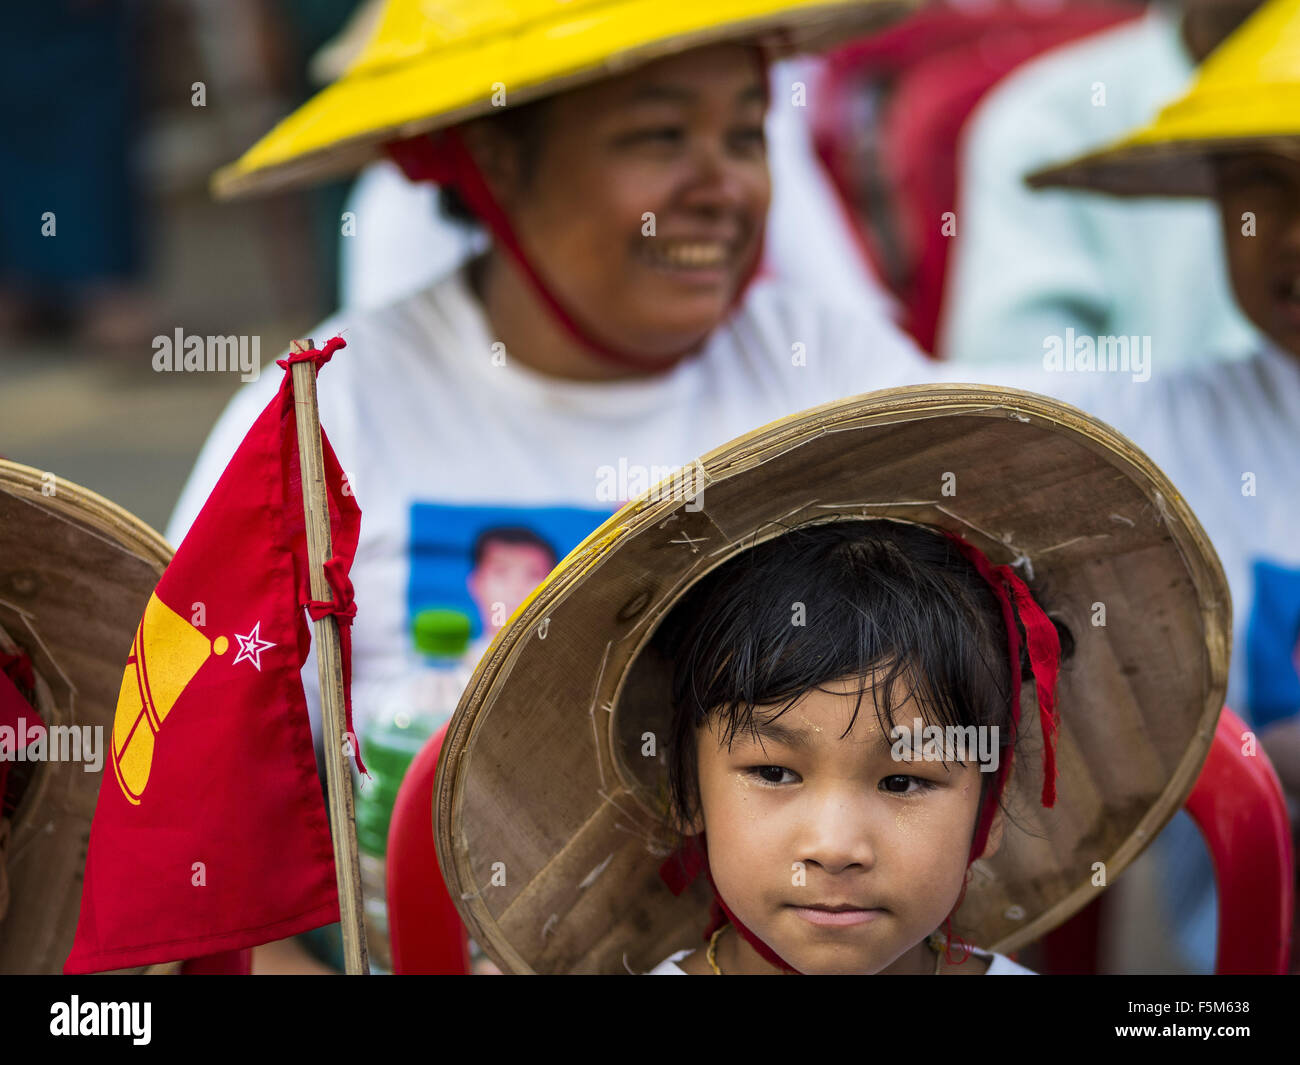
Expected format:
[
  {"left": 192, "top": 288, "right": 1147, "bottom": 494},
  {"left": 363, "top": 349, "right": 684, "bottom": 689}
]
[
  {"left": 212, "top": 0, "right": 910, "bottom": 200},
  {"left": 1028, "top": 0, "right": 1300, "bottom": 196}
]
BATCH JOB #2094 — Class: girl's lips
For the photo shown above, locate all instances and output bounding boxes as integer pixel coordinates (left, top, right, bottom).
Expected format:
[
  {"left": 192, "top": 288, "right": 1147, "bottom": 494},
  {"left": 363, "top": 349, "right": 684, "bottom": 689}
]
[{"left": 789, "top": 905, "right": 884, "bottom": 928}]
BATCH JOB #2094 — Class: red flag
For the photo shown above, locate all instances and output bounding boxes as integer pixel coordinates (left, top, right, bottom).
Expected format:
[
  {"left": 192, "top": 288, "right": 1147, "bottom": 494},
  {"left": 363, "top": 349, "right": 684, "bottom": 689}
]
[{"left": 65, "top": 338, "right": 362, "bottom": 974}]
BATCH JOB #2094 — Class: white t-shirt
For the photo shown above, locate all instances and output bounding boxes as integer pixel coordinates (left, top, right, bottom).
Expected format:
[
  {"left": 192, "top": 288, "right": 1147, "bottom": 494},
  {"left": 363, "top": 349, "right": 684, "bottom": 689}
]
[
  {"left": 646, "top": 947, "right": 1035, "bottom": 975},
  {"left": 166, "top": 262, "right": 930, "bottom": 745}
]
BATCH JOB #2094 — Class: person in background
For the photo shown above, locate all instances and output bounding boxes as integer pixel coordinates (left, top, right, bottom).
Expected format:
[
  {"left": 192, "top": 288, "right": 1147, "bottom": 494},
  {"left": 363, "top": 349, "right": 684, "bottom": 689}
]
[{"left": 939, "top": 0, "right": 1263, "bottom": 372}]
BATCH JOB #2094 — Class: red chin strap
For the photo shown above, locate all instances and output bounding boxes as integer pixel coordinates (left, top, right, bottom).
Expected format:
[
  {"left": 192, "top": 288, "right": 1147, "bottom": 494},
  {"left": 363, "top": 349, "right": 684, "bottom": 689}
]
[
  {"left": 658, "top": 532, "right": 1063, "bottom": 974},
  {"left": 382, "top": 54, "right": 771, "bottom": 374}
]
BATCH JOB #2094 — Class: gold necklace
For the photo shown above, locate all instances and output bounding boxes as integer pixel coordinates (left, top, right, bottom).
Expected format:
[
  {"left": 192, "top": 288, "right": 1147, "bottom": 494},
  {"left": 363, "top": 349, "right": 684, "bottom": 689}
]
[
  {"left": 928, "top": 931, "right": 945, "bottom": 975},
  {"left": 706, "top": 924, "right": 946, "bottom": 974},
  {"left": 706, "top": 924, "right": 728, "bottom": 974}
]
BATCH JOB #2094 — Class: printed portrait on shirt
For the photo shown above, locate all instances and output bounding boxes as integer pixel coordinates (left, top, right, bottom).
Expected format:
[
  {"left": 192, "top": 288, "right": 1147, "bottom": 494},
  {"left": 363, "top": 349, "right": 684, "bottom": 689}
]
[
  {"left": 407, "top": 502, "right": 612, "bottom": 665},
  {"left": 1246, "top": 557, "right": 1300, "bottom": 729}
]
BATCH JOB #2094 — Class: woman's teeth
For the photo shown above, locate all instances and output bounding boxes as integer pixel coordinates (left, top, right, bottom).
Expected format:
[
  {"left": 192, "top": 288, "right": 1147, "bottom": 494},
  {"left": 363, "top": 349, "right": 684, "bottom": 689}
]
[{"left": 644, "top": 241, "right": 730, "bottom": 268}]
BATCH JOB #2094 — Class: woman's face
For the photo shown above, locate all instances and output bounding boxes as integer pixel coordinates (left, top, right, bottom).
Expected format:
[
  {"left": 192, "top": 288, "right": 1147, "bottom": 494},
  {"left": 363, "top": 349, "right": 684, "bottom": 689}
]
[
  {"left": 693, "top": 675, "right": 1001, "bottom": 975},
  {"left": 477, "top": 43, "right": 772, "bottom": 361}
]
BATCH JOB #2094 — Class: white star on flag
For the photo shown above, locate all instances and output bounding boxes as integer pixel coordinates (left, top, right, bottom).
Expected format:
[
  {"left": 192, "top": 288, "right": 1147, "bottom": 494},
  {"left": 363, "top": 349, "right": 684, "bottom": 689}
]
[{"left": 232, "top": 621, "right": 276, "bottom": 671}]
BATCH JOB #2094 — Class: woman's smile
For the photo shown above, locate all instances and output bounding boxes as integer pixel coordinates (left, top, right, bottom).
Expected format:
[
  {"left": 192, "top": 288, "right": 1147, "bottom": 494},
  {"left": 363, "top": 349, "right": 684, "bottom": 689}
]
[{"left": 632, "top": 230, "right": 748, "bottom": 289}]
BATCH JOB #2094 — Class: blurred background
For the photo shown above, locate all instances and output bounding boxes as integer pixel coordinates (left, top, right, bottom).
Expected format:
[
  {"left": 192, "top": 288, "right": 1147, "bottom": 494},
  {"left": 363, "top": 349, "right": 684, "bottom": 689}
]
[{"left": 1, "top": 0, "right": 363, "bottom": 530}]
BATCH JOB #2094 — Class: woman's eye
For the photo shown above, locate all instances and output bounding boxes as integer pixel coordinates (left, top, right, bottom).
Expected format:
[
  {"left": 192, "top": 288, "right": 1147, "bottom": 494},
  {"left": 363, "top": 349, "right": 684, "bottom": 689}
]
[
  {"left": 881, "top": 775, "right": 935, "bottom": 795},
  {"left": 747, "top": 765, "right": 796, "bottom": 785},
  {"left": 731, "top": 126, "right": 766, "bottom": 148}
]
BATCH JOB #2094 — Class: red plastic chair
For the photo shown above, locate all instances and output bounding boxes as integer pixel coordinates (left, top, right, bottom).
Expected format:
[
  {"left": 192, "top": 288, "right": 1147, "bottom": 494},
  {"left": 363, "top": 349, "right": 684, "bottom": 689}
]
[
  {"left": 389, "top": 709, "right": 1294, "bottom": 974},
  {"left": 1042, "top": 707, "right": 1295, "bottom": 974},
  {"left": 387, "top": 720, "right": 471, "bottom": 974}
]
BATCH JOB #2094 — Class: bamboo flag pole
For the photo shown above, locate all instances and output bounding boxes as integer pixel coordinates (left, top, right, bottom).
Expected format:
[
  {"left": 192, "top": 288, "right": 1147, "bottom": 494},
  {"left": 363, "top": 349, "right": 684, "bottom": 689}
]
[{"left": 289, "top": 337, "right": 369, "bottom": 975}]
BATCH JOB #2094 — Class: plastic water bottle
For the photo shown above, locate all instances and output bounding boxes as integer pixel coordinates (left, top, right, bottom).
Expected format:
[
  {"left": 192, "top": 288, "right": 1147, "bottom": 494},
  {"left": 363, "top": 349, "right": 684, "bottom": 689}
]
[{"left": 356, "top": 608, "right": 472, "bottom": 973}]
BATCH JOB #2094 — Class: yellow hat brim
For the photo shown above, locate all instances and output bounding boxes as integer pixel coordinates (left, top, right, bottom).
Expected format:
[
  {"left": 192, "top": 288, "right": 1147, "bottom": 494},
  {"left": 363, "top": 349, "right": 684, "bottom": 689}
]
[
  {"left": 1028, "top": 0, "right": 1300, "bottom": 197},
  {"left": 213, "top": 0, "right": 910, "bottom": 200}
]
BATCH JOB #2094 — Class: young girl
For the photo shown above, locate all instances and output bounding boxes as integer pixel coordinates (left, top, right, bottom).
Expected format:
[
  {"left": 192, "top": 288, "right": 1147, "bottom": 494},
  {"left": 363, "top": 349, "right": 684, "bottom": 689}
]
[
  {"left": 645, "top": 517, "right": 1071, "bottom": 975},
  {"left": 431, "top": 384, "right": 1231, "bottom": 975}
]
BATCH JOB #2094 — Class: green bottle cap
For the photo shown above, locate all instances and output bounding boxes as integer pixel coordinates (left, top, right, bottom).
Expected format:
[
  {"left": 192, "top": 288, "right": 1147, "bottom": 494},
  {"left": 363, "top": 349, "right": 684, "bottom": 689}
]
[{"left": 411, "top": 607, "right": 472, "bottom": 658}]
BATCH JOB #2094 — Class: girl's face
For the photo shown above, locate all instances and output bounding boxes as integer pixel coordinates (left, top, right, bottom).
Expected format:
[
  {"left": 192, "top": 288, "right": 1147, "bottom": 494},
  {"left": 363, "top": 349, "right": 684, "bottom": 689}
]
[
  {"left": 476, "top": 42, "right": 771, "bottom": 361},
  {"left": 693, "top": 675, "right": 1002, "bottom": 975}
]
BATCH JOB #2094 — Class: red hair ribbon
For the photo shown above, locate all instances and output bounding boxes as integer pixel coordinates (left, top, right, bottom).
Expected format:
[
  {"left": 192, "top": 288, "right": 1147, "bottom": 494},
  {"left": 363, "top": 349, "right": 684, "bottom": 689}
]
[
  {"left": 656, "top": 531, "right": 1062, "bottom": 973},
  {"left": 383, "top": 49, "right": 772, "bottom": 372},
  {"left": 941, "top": 530, "right": 1061, "bottom": 861}
]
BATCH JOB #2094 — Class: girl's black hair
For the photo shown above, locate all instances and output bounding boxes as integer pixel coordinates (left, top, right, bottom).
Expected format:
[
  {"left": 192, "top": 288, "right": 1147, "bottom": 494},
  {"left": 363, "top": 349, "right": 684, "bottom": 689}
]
[
  {"left": 438, "top": 98, "right": 553, "bottom": 228},
  {"left": 652, "top": 518, "right": 1074, "bottom": 837}
]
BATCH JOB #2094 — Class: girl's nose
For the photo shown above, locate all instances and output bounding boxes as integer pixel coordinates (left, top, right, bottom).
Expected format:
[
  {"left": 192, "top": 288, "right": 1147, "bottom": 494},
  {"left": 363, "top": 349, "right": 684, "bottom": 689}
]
[{"left": 795, "top": 792, "right": 879, "bottom": 875}]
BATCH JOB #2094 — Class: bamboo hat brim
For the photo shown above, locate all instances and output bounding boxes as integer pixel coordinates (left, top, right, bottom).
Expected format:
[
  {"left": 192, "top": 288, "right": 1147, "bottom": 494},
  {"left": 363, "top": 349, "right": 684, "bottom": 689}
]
[
  {"left": 1028, "top": 0, "right": 1300, "bottom": 197},
  {"left": 433, "top": 384, "right": 1231, "bottom": 974},
  {"left": 212, "top": 0, "right": 911, "bottom": 200},
  {"left": 0, "top": 461, "right": 175, "bottom": 974}
]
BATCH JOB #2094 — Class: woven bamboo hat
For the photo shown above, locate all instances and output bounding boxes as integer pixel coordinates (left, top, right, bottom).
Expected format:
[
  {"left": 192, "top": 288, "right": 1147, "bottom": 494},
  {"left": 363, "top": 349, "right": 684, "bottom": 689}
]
[
  {"left": 1028, "top": 0, "right": 1300, "bottom": 196},
  {"left": 433, "top": 384, "right": 1231, "bottom": 974},
  {"left": 0, "top": 461, "right": 175, "bottom": 974},
  {"left": 212, "top": 0, "right": 910, "bottom": 199}
]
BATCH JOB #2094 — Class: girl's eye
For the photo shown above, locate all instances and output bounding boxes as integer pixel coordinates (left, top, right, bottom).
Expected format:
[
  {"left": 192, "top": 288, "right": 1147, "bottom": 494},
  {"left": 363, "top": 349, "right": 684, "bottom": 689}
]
[
  {"left": 881, "top": 775, "right": 937, "bottom": 795},
  {"left": 730, "top": 126, "right": 766, "bottom": 148},
  {"left": 631, "top": 126, "right": 685, "bottom": 144},
  {"left": 746, "top": 765, "right": 796, "bottom": 786}
]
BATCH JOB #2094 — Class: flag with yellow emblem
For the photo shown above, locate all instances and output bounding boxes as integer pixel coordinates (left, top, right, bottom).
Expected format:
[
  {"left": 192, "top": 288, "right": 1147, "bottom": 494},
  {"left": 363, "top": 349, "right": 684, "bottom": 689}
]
[{"left": 65, "top": 338, "right": 361, "bottom": 973}]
